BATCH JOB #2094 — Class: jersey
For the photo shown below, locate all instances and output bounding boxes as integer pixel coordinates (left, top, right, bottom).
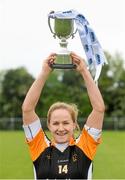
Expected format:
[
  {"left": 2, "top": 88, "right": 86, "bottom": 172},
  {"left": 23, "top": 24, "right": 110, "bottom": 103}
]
[{"left": 23, "top": 120, "right": 101, "bottom": 179}]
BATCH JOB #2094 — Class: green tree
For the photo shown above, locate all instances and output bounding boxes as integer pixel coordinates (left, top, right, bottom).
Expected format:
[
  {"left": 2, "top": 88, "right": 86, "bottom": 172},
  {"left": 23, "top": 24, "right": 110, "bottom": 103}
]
[
  {"left": 0, "top": 67, "right": 34, "bottom": 117},
  {"left": 99, "top": 52, "right": 125, "bottom": 117},
  {"left": 40, "top": 52, "right": 125, "bottom": 118},
  {"left": 38, "top": 70, "right": 91, "bottom": 118},
  {"left": 0, "top": 51, "right": 125, "bottom": 120}
]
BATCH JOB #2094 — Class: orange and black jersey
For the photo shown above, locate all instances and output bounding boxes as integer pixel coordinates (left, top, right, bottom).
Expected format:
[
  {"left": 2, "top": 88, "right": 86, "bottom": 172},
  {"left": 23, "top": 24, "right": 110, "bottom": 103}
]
[{"left": 26, "top": 127, "right": 101, "bottom": 179}]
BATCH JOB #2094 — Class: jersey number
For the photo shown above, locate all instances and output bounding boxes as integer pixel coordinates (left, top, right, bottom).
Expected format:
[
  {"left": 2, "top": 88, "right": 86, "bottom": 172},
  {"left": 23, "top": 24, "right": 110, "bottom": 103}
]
[{"left": 58, "top": 165, "right": 68, "bottom": 174}]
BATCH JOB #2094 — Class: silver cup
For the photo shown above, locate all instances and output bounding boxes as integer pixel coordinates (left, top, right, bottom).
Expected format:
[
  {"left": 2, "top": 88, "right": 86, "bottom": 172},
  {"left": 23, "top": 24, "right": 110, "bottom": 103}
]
[{"left": 48, "top": 11, "right": 77, "bottom": 69}]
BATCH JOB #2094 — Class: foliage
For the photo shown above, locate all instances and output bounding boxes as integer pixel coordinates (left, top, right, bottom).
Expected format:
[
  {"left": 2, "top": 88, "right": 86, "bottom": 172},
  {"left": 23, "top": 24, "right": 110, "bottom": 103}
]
[
  {"left": 0, "top": 67, "right": 34, "bottom": 117},
  {"left": 0, "top": 51, "right": 125, "bottom": 118},
  {"left": 39, "top": 52, "right": 125, "bottom": 118},
  {"left": 37, "top": 70, "right": 91, "bottom": 117},
  {"left": 99, "top": 52, "right": 125, "bottom": 117}
]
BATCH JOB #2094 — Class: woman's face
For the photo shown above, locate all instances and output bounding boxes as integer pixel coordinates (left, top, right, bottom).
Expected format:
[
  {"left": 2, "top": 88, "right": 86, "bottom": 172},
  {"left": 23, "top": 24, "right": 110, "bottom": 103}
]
[{"left": 48, "top": 108, "right": 76, "bottom": 144}]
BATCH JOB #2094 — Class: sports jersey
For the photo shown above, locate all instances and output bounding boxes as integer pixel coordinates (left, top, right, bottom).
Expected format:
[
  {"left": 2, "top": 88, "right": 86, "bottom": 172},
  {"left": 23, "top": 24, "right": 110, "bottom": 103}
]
[{"left": 23, "top": 120, "right": 101, "bottom": 179}]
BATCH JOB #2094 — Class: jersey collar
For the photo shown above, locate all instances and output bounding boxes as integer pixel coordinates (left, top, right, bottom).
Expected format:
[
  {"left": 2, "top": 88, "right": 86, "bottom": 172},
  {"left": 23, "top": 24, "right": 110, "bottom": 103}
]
[{"left": 51, "top": 137, "right": 75, "bottom": 147}]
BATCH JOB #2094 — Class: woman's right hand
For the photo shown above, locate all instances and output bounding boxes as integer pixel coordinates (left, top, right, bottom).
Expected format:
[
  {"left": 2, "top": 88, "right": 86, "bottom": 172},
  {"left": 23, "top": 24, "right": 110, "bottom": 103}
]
[{"left": 41, "top": 53, "right": 56, "bottom": 76}]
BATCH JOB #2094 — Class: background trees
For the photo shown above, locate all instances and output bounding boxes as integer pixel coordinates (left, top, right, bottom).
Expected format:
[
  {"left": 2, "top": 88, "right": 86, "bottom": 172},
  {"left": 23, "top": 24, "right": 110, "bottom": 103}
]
[
  {"left": 0, "top": 67, "right": 34, "bottom": 117},
  {"left": 99, "top": 52, "right": 125, "bottom": 117},
  {"left": 0, "top": 52, "right": 125, "bottom": 118}
]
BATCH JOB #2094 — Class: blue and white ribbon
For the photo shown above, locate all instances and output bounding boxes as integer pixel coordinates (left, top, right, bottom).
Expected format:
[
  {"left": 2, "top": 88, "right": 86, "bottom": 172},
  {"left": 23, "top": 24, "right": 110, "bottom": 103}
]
[{"left": 48, "top": 10, "right": 108, "bottom": 83}]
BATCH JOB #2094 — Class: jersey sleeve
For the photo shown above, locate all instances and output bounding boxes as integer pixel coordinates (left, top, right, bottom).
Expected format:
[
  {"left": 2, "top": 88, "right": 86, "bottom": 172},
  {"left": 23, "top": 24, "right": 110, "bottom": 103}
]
[
  {"left": 76, "top": 127, "right": 101, "bottom": 160},
  {"left": 84, "top": 124, "right": 102, "bottom": 141},
  {"left": 23, "top": 120, "right": 50, "bottom": 161}
]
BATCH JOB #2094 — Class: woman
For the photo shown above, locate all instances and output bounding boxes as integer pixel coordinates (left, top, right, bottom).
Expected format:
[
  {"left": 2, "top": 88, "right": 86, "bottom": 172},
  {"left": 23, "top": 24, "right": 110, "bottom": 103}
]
[{"left": 22, "top": 52, "right": 105, "bottom": 179}]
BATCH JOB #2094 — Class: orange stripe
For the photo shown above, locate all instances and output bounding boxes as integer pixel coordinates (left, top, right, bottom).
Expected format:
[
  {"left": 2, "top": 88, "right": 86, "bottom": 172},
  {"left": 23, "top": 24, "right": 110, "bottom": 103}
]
[
  {"left": 76, "top": 128, "right": 101, "bottom": 160},
  {"left": 27, "top": 129, "right": 49, "bottom": 161}
]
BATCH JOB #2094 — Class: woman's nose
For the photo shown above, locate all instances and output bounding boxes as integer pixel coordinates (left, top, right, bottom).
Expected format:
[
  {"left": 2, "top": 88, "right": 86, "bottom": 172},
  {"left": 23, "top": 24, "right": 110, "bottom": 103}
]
[{"left": 58, "top": 124, "right": 64, "bottom": 131}]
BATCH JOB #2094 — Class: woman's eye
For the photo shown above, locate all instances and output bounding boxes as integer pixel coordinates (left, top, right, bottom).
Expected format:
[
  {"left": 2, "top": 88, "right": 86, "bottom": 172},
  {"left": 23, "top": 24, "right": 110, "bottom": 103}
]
[
  {"left": 53, "top": 122, "right": 59, "bottom": 125},
  {"left": 63, "top": 122, "right": 69, "bottom": 125}
]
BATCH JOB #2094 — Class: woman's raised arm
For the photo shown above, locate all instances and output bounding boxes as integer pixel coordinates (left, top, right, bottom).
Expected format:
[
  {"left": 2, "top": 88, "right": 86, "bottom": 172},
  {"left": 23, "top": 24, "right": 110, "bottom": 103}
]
[
  {"left": 71, "top": 52, "right": 105, "bottom": 129},
  {"left": 22, "top": 53, "right": 56, "bottom": 125}
]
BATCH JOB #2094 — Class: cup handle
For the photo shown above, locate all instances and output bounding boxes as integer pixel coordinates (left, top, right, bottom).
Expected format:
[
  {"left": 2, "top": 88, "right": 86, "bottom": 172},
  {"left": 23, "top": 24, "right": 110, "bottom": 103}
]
[
  {"left": 72, "top": 27, "right": 77, "bottom": 39},
  {"left": 48, "top": 11, "right": 56, "bottom": 38}
]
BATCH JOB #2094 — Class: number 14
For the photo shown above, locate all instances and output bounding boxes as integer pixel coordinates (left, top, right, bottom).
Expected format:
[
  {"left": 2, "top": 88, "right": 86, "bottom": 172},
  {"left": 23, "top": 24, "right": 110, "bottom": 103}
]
[{"left": 58, "top": 164, "right": 68, "bottom": 174}]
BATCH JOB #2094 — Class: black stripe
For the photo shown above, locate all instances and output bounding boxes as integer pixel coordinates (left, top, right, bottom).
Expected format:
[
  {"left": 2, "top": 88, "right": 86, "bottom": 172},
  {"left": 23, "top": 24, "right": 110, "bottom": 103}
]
[{"left": 28, "top": 125, "right": 33, "bottom": 139}]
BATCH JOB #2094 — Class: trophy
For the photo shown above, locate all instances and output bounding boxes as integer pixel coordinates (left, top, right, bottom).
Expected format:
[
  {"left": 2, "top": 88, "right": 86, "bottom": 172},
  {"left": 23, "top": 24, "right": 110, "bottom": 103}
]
[{"left": 48, "top": 11, "right": 77, "bottom": 69}]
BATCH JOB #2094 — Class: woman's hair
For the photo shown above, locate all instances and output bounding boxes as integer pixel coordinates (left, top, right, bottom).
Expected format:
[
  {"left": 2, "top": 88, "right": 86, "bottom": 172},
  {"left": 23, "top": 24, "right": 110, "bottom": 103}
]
[{"left": 47, "top": 102, "right": 80, "bottom": 130}]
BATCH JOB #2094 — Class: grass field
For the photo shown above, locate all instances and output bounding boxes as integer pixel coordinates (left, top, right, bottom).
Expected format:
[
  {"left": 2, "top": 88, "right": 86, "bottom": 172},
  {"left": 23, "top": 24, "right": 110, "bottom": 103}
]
[{"left": 0, "top": 130, "right": 125, "bottom": 179}]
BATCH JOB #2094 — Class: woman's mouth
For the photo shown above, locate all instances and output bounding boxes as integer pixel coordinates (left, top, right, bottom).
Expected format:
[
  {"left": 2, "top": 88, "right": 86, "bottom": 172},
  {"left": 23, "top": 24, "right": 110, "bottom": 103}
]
[{"left": 56, "top": 132, "right": 67, "bottom": 136}]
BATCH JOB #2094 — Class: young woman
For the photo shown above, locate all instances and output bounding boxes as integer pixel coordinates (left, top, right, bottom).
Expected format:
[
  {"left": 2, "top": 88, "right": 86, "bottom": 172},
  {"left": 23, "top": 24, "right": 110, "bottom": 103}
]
[{"left": 22, "top": 52, "right": 105, "bottom": 179}]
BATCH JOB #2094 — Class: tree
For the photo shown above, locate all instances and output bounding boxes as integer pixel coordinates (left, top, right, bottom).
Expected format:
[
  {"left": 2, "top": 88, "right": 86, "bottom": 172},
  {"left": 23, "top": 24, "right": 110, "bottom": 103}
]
[
  {"left": 0, "top": 67, "right": 34, "bottom": 117},
  {"left": 38, "top": 70, "right": 91, "bottom": 118},
  {"left": 40, "top": 52, "right": 125, "bottom": 118},
  {"left": 99, "top": 52, "right": 125, "bottom": 117},
  {"left": 0, "top": 51, "right": 125, "bottom": 119}
]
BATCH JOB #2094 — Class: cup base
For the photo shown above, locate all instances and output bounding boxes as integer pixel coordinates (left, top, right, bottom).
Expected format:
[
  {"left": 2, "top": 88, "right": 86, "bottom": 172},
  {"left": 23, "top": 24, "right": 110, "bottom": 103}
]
[{"left": 50, "top": 63, "right": 76, "bottom": 69}]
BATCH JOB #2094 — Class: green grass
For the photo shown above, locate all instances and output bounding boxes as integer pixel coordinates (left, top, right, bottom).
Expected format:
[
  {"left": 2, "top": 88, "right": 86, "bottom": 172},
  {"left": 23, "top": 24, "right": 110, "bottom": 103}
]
[
  {"left": 0, "top": 130, "right": 125, "bottom": 179},
  {"left": 93, "top": 131, "right": 125, "bottom": 179}
]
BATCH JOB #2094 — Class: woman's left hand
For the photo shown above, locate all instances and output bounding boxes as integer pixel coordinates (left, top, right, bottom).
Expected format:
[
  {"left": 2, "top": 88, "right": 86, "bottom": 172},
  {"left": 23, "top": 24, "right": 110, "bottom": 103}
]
[{"left": 70, "top": 52, "right": 87, "bottom": 73}]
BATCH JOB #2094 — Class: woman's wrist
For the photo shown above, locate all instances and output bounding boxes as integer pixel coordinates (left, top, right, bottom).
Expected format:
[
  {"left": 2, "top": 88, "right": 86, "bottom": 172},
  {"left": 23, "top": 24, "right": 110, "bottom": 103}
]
[
  {"left": 78, "top": 65, "right": 88, "bottom": 75},
  {"left": 37, "top": 70, "right": 51, "bottom": 81}
]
